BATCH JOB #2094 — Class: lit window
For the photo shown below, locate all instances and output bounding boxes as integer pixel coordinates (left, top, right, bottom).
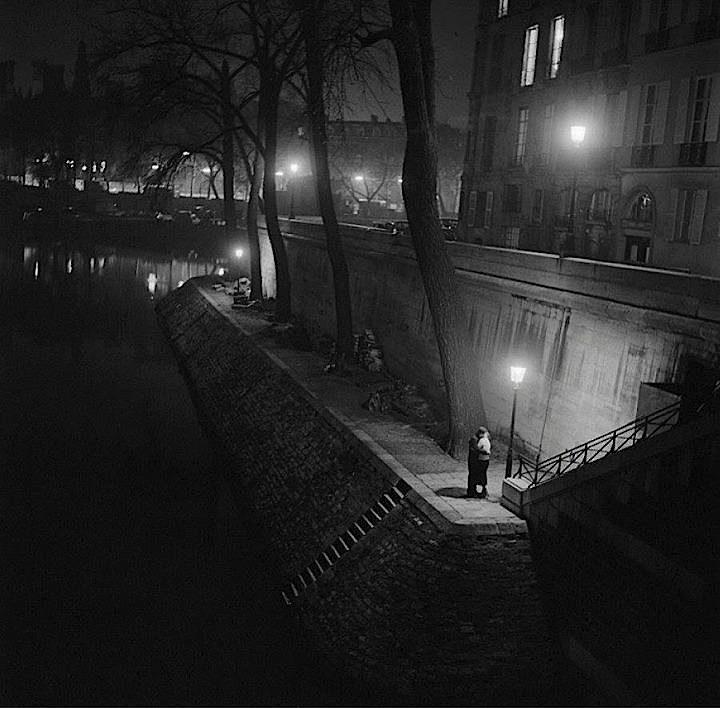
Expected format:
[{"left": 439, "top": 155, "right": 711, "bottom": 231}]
[
  {"left": 689, "top": 77, "right": 712, "bottom": 143},
  {"left": 514, "top": 108, "right": 529, "bottom": 165},
  {"left": 674, "top": 189, "right": 707, "bottom": 244},
  {"left": 548, "top": 15, "right": 564, "bottom": 79},
  {"left": 498, "top": 0, "right": 508, "bottom": 18},
  {"left": 521, "top": 25, "right": 539, "bottom": 86},
  {"left": 631, "top": 192, "right": 654, "bottom": 222}
]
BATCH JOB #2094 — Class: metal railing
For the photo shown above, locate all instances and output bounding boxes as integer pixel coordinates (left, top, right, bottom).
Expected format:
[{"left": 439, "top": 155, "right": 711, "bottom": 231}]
[{"left": 513, "top": 401, "right": 682, "bottom": 486}]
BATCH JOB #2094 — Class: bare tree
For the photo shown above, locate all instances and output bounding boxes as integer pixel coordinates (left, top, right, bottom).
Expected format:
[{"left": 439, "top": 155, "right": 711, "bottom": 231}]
[{"left": 364, "top": 0, "right": 485, "bottom": 456}]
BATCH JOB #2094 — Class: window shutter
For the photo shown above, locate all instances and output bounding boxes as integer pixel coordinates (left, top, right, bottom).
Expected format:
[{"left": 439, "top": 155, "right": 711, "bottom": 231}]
[
  {"left": 673, "top": 78, "right": 690, "bottom": 144},
  {"left": 705, "top": 75, "right": 720, "bottom": 143},
  {"left": 689, "top": 190, "right": 708, "bottom": 244},
  {"left": 485, "top": 190, "right": 494, "bottom": 226},
  {"left": 612, "top": 90, "right": 628, "bottom": 147},
  {"left": 625, "top": 85, "right": 642, "bottom": 146},
  {"left": 652, "top": 81, "right": 670, "bottom": 144},
  {"left": 668, "top": 188, "right": 679, "bottom": 241}
]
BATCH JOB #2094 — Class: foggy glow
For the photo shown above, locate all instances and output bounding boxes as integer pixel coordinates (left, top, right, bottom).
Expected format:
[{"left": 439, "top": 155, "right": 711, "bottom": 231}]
[
  {"left": 290, "top": 162, "right": 299, "bottom": 173},
  {"left": 275, "top": 170, "right": 284, "bottom": 177},
  {"left": 235, "top": 248, "right": 244, "bottom": 259},
  {"left": 177, "top": 280, "right": 184, "bottom": 287},
  {"left": 147, "top": 273, "right": 157, "bottom": 294},
  {"left": 354, "top": 175, "right": 364, "bottom": 182},
  {"left": 217, "top": 267, "right": 225, "bottom": 276}
]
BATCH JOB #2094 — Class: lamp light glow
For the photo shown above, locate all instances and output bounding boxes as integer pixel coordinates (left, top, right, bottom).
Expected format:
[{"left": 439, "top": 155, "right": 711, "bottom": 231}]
[
  {"left": 510, "top": 366, "right": 526, "bottom": 386},
  {"left": 290, "top": 162, "right": 299, "bottom": 173},
  {"left": 275, "top": 170, "right": 284, "bottom": 177},
  {"left": 354, "top": 174, "right": 364, "bottom": 182},
  {"left": 235, "top": 248, "right": 244, "bottom": 259},
  {"left": 570, "top": 125, "right": 586, "bottom": 145}
]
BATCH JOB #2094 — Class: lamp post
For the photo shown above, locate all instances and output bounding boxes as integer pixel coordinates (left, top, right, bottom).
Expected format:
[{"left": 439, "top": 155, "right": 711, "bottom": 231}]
[
  {"left": 505, "top": 365, "right": 527, "bottom": 478},
  {"left": 566, "top": 125, "right": 586, "bottom": 256},
  {"left": 289, "top": 162, "right": 299, "bottom": 219}
]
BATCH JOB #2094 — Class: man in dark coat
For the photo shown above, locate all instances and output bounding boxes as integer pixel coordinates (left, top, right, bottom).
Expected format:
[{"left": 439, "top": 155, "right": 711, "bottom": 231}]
[{"left": 467, "top": 427, "right": 491, "bottom": 498}]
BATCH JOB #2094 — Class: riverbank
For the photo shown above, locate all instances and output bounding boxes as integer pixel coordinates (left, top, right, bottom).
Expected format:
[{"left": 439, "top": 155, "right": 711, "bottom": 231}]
[{"left": 157, "top": 277, "right": 560, "bottom": 704}]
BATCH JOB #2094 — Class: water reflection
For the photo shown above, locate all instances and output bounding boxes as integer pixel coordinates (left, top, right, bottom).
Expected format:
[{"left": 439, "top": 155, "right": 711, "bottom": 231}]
[{"left": 14, "top": 240, "right": 222, "bottom": 298}]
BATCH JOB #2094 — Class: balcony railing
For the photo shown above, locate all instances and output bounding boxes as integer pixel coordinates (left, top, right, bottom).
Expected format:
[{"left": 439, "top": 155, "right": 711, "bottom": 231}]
[
  {"left": 631, "top": 144, "right": 656, "bottom": 168},
  {"left": 679, "top": 141, "right": 707, "bottom": 166}
]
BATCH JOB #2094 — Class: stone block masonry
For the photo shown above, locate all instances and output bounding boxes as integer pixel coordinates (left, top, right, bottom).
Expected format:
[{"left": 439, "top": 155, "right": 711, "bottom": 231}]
[
  {"left": 270, "top": 221, "right": 720, "bottom": 460},
  {"left": 156, "top": 281, "right": 559, "bottom": 705}
]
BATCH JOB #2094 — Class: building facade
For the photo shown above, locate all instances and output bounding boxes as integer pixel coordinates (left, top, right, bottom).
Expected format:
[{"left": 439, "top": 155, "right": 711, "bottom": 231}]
[{"left": 459, "top": 0, "right": 720, "bottom": 277}]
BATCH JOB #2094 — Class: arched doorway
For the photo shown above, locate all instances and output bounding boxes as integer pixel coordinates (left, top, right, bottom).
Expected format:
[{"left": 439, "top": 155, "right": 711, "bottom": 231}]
[{"left": 621, "top": 190, "right": 654, "bottom": 264}]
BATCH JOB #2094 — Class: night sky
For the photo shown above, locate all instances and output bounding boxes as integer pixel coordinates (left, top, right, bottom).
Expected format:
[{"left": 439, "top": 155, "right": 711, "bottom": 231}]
[{"left": 0, "top": 0, "right": 477, "bottom": 128}]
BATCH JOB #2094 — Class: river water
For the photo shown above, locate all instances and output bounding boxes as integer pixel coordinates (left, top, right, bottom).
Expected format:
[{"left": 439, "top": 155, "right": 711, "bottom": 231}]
[{"left": 0, "top": 232, "right": 375, "bottom": 706}]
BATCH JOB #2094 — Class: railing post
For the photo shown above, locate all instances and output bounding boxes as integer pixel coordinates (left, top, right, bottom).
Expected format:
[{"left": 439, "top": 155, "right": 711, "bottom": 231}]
[
  {"left": 643, "top": 417, "right": 649, "bottom": 439},
  {"left": 611, "top": 430, "right": 616, "bottom": 452},
  {"left": 583, "top": 444, "right": 588, "bottom": 465},
  {"left": 557, "top": 453, "right": 562, "bottom": 476}
]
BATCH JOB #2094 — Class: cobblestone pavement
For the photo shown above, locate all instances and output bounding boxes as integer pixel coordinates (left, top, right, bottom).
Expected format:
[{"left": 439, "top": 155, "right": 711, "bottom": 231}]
[{"left": 204, "top": 284, "right": 521, "bottom": 528}]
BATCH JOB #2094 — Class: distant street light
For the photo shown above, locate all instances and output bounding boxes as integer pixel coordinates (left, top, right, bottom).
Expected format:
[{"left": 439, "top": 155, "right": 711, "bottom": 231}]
[
  {"left": 354, "top": 174, "right": 363, "bottom": 182},
  {"left": 151, "top": 163, "right": 159, "bottom": 171},
  {"left": 505, "top": 365, "right": 527, "bottom": 478},
  {"left": 566, "top": 124, "right": 586, "bottom": 256}
]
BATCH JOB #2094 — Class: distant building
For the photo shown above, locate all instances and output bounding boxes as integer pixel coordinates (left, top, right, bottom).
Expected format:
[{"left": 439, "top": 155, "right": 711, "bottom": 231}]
[
  {"left": 327, "top": 116, "right": 407, "bottom": 217},
  {"left": 460, "top": 0, "right": 720, "bottom": 277},
  {"left": 327, "top": 116, "right": 463, "bottom": 218}
]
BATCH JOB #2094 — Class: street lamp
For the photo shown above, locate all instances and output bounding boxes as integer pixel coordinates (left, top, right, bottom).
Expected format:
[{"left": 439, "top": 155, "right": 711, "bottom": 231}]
[
  {"left": 289, "top": 162, "right": 299, "bottom": 219},
  {"left": 505, "top": 365, "right": 527, "bottom": 478},
  {"left": 566, "top": 124, "right": 586, "bottom": 257}
]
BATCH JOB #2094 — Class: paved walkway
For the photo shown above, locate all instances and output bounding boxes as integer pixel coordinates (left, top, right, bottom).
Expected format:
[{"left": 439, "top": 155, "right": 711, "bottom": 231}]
[{"left": 202, "top": 283, "right": 523, "bottom": 530}]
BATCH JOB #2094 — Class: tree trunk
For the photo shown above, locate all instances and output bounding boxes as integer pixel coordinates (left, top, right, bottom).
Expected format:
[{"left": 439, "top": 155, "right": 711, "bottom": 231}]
[
  {"left": 221, "top": 60, "right": 237, "bottom": 233},
  {"left": 260, "top": 76, "right": 292, "bottom": 321},
  {"left": 389, "top": 0, "right": 485, "bottom": 457},
  {"left": 300, "top": 0, "right": 354, "bottom": 365},
  {"left": 246, "top": 150, "right": 263, "bottom": 301}
]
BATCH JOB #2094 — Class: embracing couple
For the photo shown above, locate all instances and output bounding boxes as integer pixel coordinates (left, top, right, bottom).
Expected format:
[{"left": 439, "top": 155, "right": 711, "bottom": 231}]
[{"left": 466, "top": 427, "right": 491, "bottom": 499}]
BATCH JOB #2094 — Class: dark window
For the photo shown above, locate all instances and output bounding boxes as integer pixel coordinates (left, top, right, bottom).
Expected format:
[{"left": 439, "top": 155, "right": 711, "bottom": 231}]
[
  {"left": 531, "top": 189, "right": 543, "bottom": 222},
  {"left": 481, "top": 116, "right": 497, "bottom": 169},
  {"left": 586, "top": 3, "right": 599, "bottom": 61},
  {"left": 503, "top": 184, "right": 522, "bottom": 213},
  {"left": 489, "top": 34, "right": 505, "bottom": 89},
  {"left": 624, "top": 236, "right": 651, "bottom": 263}
]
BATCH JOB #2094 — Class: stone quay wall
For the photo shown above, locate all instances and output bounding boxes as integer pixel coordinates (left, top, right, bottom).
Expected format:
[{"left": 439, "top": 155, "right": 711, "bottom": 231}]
[
  {"left": 156, "top": 282, "right": 557, "bottom": 704},
  {"left": 270, "top": 220, "right": 720, "bottom": 458},
  {"left": 520, "top": 411, "right": 720, "bottom": 705}
]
